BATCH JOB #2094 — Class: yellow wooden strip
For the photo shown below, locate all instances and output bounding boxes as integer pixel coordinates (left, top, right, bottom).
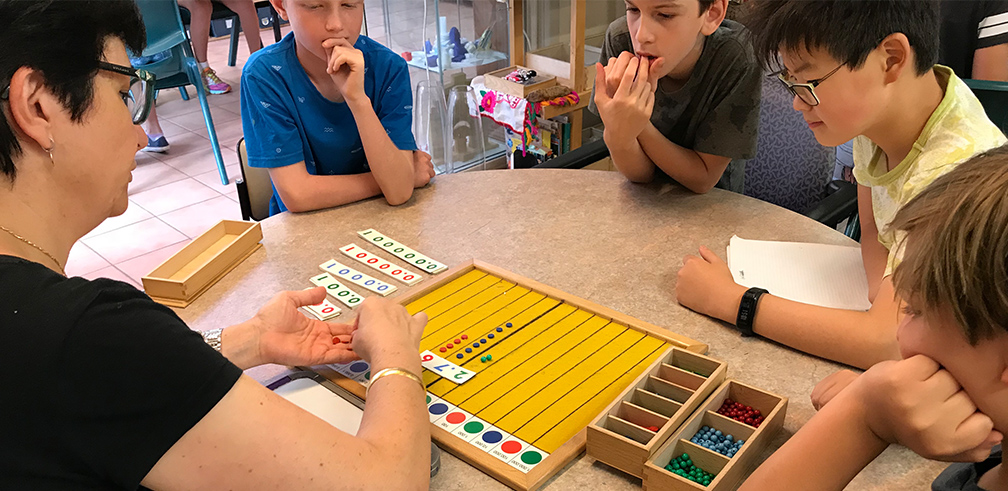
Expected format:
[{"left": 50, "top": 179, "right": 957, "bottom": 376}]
[
  {"left": 513, "top": 335, "right": 667, "bottom": 446},
  {"left": 492, "top": 328, "right": 641, "bottom": 434},
  {"left": 420, "top": 286, "right": 532, "bottom": 354},
  {"left": 417, "top": 274, "right": 503, "bottom": 321},
  {"left": 427, "top": 296, "right": 561, "bottom": 395},
  {"left": 424, "top": 289, "right": 546, "bottom": 365},
  {"left": 473, "top": 317, "right": 619, "bottom": 420},
  {"left": 406, "top": 269, "right": 487, "bottom": 315},
  {"left": 435, "top": 303, "right": 577, "bottom": 402},
  {"left": 533, "top": 340, "right": 668, "bottom": 452},
  {"left": 458, "top": 314, "right": 606, "bottom": 415},
  {"left": 420, "top": 279, "right": 515, "bottom": 342}
]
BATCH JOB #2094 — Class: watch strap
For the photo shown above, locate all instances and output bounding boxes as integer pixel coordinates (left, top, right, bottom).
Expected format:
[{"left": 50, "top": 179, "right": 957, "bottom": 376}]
[{"left": 736, "top": 288, "right": 769, "bottom": 337}]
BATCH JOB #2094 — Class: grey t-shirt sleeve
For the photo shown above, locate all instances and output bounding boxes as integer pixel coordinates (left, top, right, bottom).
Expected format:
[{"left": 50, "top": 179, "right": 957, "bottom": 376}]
[{"left": 690, "top": 38, "right": 762, "bottom": 160}]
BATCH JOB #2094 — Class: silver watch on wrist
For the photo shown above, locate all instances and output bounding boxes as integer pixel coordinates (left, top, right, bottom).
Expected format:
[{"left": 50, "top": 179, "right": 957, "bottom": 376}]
[{"left": 202, "top": 328, "right": 223, "bottom": 352}]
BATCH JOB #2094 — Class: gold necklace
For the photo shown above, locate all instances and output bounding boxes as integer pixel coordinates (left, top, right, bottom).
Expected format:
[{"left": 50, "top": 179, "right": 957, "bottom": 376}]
[{"left": 0, "top": 224, "right": 65, "bottom": 275}]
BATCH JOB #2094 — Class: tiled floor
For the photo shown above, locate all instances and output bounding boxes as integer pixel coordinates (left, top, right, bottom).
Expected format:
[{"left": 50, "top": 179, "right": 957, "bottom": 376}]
[
  {"left": 66, "top": 27, "right": 286, "bottom": 286},
  {"left": 69, "top": 1, "right": 486, "bottom": 288}
]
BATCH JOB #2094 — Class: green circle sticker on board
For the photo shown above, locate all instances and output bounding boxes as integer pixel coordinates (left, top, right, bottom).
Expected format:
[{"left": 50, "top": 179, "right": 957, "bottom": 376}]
[
  {"left": 520, "top": 451, "right": 542, "bottom": 465},
  {"left": 426, "top": 394, "right": 431, "bottom": 404},
  {"left": 463, "top": 421, "right": 484, "bottom": 434}
]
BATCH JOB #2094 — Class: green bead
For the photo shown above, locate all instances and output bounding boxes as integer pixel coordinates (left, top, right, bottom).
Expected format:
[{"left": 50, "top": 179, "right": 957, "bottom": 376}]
[{"left": 486, "top": 354, "right": 492, "bottom": 361}]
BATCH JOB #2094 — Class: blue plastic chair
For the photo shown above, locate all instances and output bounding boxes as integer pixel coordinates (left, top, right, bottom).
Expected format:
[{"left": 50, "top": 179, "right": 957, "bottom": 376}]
[{"left": 134, "top": 0, "right": 229, "bottom": 185}]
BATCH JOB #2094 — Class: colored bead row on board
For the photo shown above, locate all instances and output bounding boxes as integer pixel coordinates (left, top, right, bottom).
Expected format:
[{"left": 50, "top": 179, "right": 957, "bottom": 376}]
[{"left": 444, "top": 323, "right": 511, "bottom": 362}]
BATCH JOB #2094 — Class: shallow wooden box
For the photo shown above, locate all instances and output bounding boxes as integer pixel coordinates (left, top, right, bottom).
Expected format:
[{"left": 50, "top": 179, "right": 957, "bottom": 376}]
[
  {"left": 485, "top": 65, "right": 557, "bottom": 98},
  {"left": 587, "top": 348, "right": 727, "bottom": 478},
  {"left": 142, "top": 220, "right": 262, "bottom": 308},
  {"left": 642, "top": 380, "right": 788, "bottom": 491}
]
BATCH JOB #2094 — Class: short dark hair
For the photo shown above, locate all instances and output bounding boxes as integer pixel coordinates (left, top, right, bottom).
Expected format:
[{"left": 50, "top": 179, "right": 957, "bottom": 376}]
[
  {"left": 745, "top": 0, "right": 939, "bottom": 76},
  {"left": 699, "top": 0, "right": 717, "bottom": 13},
  {"left": 0, "top": 0, "right": 146, "bottom": 182}
]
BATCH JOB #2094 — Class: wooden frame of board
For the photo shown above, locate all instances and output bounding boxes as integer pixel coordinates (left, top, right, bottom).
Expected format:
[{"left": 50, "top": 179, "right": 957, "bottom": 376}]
[{"left": 314, "top": 259, "right": 706, "bottom": 491}]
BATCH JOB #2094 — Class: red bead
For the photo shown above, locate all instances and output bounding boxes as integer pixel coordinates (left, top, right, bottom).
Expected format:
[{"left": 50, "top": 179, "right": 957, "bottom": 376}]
[
  {"left": 646, "top": 426, "right": 660, "bottom": 432},
  {"left": 454, "top": 338, "right": 461, "bottom": 344},
  {"left": 332, "top": 336, "right": 341, "bottom": 344},
  {"left": 461, "top": 334, "right": 469, "bottom": 340},
  {"left": 446, "top": 343, "right": 453, "bottom": 348},
  {"left": 439, "top": 347, "right": 447, "bottom": 353}
]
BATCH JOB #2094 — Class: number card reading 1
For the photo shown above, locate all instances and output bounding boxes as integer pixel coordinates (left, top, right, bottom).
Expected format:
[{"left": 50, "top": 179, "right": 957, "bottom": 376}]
[
  {"left": 309, "top": 273, "right": 365, "bottom": 308},
  {"left": 358, "top": 229, "right": 448, "bottom": 274},
  {"left": 319, "top": 259, "right": 398, "bottom": 296},
  {"left": 420, "top": 350, "right": 475, "bottom": 384},
  {"left": 340, "top": 243, "right": 423, "bottom": 286},
  {"left": 304, "top": 297, "right": 341, "bottom": 320}
]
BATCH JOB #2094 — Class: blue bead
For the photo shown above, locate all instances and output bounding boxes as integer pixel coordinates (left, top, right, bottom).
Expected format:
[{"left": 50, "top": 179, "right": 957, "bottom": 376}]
[
  {"left": 725, "top": 435, "right": 733, "bottom": 442},
  {"left": 715, "top": 430, "right": 722, "bottom": 436},
  {"left": 701, "top": 426, "right": 709, "bottom": 432},
  {"left": 496, "top": 327, "right": 503, "bottom": 332},
  {"left": 474, "top": 343, "right": 480, "bottom": 348},
  {"left": 456, "top": 353, "right": 463, "bottom": 359},
  {"left": 488, "top": 333, "right": 495, "bottom": 339},
  {"left": 465, "top": 348, "right": 472, "bottom": 353},
  {"left": 506, "top": 322, "right": 513, "bottom": 327},
  {"left": 480, "top": 339, "right": 486, "bottom": 344}
]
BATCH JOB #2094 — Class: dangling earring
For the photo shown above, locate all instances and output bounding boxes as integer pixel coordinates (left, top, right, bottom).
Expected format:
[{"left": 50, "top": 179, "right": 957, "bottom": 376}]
[{"left": 44, "top": 137, "right": 54, "bottom": 165}]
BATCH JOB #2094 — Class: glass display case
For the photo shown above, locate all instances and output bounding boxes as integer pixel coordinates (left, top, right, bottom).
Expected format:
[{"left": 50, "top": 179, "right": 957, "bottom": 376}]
[{"left": 363, "top": 0, "right": 513, "bottom": 172}]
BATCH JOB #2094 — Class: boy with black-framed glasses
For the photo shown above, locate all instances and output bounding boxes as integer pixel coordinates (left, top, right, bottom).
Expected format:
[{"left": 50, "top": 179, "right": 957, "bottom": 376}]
[{"left": 675, "top": 0, "right": 1006, "bottom": 369}]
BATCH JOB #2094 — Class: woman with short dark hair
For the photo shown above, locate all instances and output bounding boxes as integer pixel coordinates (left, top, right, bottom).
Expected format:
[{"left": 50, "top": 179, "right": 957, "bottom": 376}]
[{"left": 0, "top": 2, "right": 430, "bottom": 489}]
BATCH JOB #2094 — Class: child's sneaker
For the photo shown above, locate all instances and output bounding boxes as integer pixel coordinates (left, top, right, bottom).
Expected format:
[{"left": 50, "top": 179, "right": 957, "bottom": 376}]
[
  {"left": 142, "top": 135, "right": 170, "bottom": 153},
  {"left": 201, "top": 67, "right": 232, "bottom": 95}
]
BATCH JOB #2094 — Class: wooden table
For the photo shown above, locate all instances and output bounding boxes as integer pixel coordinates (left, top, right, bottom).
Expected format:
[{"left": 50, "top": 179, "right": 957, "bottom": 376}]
[{"left": 175, "top": 169, "right": 945, "bottom": 490}]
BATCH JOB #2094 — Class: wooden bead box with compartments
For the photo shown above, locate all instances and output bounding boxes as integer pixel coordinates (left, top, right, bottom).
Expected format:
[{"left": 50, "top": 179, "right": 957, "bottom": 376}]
[
  {"left": 642, "top": 380, "right": 788, "bottom": 490},
  {"left": 586, "top": 348, "right": 728, "bottom": 477}
]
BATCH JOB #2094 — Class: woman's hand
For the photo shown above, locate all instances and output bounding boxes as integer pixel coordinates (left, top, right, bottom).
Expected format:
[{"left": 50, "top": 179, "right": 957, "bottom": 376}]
[{"left": 248, "top": 287, "right": 361, "bottom": 367}]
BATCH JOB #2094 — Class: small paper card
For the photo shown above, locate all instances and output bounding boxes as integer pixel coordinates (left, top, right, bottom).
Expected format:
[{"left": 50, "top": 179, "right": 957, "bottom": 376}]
[{"left": 421, "top": 350, "right": 475, "bottom": 384}]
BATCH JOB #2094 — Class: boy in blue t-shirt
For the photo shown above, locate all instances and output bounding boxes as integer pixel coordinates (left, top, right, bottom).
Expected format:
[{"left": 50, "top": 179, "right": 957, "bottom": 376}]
[{"left": 242, "top": 0, "right": 434, "bottom": 216}]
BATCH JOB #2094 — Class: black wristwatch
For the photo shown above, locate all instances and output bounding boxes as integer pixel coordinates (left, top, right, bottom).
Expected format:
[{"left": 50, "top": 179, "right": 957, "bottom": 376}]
[{"left": 735, "top": 287, "right": 769, "bottom": 337}]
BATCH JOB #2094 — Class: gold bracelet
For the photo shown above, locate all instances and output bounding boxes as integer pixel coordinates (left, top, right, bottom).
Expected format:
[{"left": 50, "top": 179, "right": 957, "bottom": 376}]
[{"left": 366, "top": 367, "right": 425, "bottom": 398}]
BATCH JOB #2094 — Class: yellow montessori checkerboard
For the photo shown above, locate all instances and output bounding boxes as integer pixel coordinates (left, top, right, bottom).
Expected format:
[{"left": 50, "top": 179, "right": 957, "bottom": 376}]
[{"left": 319, "top": 260, "right": 707, "bottom": 491}]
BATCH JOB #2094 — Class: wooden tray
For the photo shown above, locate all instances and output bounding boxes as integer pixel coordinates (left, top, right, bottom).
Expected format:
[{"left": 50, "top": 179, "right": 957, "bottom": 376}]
[
  {"left": 587, "top": 348, "right": 727, "bottom": 478},
  {"left": 143, "top": 220, "right": 262, "bottom": 308},
  {"left": 485, "top": 65, "right": 557, "bottom": 98},
  {"left": 642, "top": 380, "right": 788, "bottom": 491}
]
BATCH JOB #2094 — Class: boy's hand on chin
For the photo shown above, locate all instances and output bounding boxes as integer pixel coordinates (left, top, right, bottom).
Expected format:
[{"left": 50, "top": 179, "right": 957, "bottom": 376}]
[
  {"left": 854, "top": 354, "right": 1002, "bottom": 462},
  {"left": 322, "top": 38, "right": 366, "bottom": 104}
]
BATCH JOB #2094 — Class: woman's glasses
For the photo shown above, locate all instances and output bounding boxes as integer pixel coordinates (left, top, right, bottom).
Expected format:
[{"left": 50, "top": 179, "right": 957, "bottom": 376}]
[
  {"left": 2, "top": 62, "right": 157, "bottom": 125},
  {"left": 98, "top": 61, "right": 157, "bottom": 124}
]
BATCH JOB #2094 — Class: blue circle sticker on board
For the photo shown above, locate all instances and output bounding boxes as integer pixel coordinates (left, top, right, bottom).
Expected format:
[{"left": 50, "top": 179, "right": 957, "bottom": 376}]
[
  {"left": 481, "top": 430, "right": 503, "bottom": 444},
  {"left": 429, "top": 403, "right": 449, "bottom": 415},
  {"left": 349, "top": 361, "right": 369, "bottom": 373}
]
